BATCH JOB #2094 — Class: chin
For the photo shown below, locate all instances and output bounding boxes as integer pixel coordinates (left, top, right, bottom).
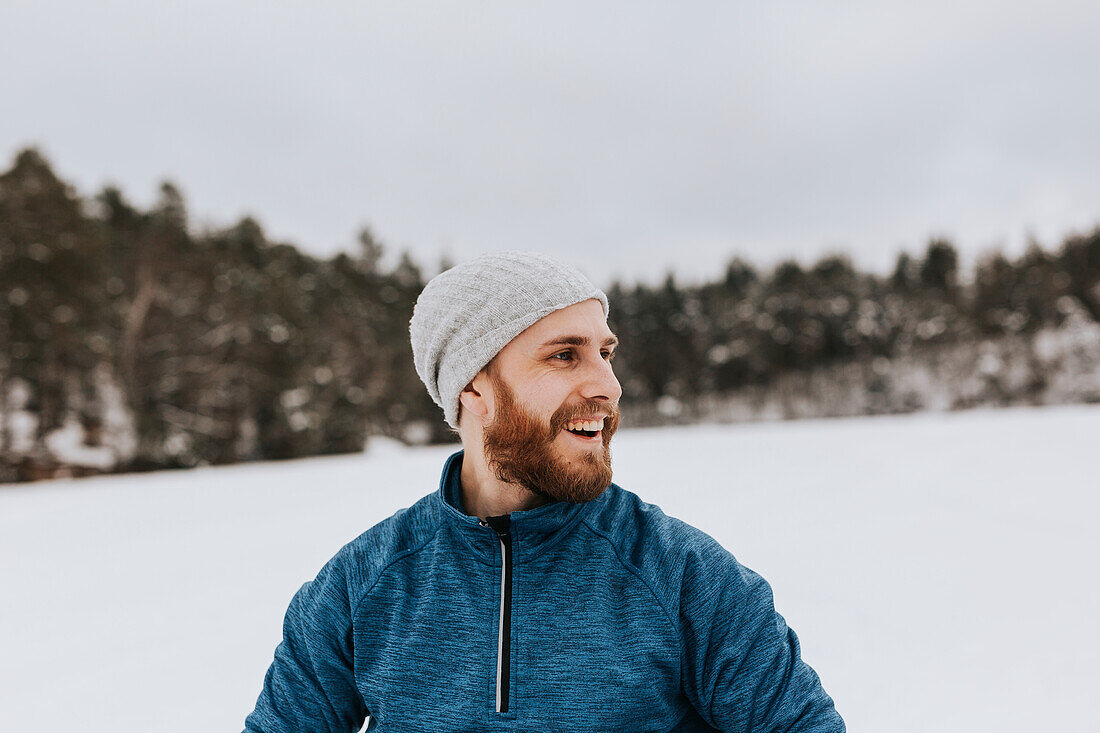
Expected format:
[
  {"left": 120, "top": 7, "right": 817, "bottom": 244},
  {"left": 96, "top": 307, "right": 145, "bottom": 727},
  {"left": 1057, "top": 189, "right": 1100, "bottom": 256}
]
[{"left": 540, "top": 443, "right": 613, "bottom": 503}]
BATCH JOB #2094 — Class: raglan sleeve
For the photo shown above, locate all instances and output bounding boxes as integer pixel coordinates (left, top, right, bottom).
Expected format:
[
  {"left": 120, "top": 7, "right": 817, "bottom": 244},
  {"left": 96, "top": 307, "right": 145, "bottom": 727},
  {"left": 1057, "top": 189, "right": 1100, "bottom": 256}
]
[
  {"left": 679, "top": 541, "right": 845, "bottom": 732},
  {"left": 243, "top": 549, "right": 368, "bottom": 733}
]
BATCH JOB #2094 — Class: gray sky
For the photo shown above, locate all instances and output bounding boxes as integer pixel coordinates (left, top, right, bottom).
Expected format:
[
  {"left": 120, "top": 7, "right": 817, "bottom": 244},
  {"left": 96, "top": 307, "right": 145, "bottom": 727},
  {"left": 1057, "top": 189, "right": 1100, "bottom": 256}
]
[{"left": 4, "top": 0, "right": 1100, "bottom": 286}]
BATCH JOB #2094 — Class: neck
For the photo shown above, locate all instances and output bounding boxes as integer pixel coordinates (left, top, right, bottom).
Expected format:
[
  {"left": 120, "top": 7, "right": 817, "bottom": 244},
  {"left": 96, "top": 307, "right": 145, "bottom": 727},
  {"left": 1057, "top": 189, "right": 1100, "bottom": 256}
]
[{"left": 459, "top": 439, "right": 549, "bottom": 519}]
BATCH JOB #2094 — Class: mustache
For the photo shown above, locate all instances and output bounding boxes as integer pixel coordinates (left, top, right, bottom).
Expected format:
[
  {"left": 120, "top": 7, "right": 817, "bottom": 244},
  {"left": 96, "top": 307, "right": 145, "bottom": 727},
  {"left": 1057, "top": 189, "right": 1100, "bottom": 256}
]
[{"left": 550, "top": 401, "right": 620, "bottom": 432}]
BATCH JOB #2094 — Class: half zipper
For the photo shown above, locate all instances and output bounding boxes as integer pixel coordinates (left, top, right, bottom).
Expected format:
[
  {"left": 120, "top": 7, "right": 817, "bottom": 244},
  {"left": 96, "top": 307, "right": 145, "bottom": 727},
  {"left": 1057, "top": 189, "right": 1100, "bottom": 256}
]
[{"left": 482, "top": 515, "right": 513, "bottom": 714}]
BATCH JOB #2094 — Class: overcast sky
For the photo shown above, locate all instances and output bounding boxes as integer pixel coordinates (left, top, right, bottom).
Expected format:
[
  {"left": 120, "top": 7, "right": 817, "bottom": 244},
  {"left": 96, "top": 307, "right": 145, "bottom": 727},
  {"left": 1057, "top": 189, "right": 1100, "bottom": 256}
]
[{"left": 4, "top": 0, "right": 1100, "bottom": 286}]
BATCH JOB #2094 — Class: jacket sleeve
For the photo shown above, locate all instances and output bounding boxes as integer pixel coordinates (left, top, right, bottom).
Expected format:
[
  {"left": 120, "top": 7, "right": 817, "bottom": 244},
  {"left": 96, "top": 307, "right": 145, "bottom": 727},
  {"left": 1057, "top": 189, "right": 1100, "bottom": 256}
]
[
  {"left": 243, "top": 551, "right": 368, "bottom": 733},
  {"left": 679, "top": 545, "right": 845, "bottom": 732}
]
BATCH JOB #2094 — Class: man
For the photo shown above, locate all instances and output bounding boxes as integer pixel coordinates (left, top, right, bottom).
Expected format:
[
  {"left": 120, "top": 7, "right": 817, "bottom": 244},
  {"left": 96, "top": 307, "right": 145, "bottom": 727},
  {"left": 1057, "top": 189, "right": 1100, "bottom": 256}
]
[{"left": 244, "top": 251, "right": 844, "bottom": 732}]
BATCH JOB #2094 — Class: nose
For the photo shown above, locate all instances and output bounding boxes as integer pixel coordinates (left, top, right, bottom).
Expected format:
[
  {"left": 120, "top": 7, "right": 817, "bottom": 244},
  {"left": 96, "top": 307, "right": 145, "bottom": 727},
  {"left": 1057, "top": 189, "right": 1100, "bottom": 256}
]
[{"left": 579, "top": 352, "right": 623, "bottom": 404}]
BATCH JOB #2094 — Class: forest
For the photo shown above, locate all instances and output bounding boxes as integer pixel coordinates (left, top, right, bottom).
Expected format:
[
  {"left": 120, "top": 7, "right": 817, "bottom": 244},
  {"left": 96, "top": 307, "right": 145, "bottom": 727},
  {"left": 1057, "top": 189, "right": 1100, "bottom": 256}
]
[{"left": 2, "top": 148, "right": 1098, "bottom": 482}]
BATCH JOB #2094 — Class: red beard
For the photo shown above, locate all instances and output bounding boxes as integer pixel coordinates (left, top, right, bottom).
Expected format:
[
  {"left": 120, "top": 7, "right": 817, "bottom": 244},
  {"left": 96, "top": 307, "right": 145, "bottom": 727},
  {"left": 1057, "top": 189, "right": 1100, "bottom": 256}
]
[{"left": 482, "top": 371, "right": 620, "bottom": 504}]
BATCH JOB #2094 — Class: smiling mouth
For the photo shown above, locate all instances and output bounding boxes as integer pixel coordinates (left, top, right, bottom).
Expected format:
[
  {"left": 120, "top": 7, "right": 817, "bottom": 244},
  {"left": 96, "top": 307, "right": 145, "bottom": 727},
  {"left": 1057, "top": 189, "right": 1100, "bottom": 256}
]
[{"left": 562, "top": 417, "right": 605, "bottom": 440}]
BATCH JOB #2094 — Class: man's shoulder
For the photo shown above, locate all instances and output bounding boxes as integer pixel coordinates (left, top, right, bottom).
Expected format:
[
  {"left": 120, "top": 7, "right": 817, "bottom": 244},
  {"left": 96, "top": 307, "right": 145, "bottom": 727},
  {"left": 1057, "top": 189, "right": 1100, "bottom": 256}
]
[
  {"left": 586, "top": 483, "right": 736, "bottom": 583},
  {"left": 587, "top": 484, "right": 769, "bottom": 625},
  {"left": 322, "top": 491, "right": 443, "bottom": 601},
  {"left": 591, "top": 483, "right": 728, "bottom": 550}
]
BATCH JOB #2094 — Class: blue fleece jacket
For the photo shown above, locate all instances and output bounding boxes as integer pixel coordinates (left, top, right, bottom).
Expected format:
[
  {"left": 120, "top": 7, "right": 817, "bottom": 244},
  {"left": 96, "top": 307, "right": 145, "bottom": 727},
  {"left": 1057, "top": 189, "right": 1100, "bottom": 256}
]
[{"left": 244, "top": 451, "right": 844, "bottom": 732}]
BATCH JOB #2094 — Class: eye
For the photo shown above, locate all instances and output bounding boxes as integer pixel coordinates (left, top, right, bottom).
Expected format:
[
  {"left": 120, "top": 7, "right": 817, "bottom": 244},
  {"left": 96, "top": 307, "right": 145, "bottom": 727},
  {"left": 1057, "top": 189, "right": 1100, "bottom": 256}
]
[
  {"left": 602, "top": 350, "right": 616, "bottom": 361},
  {"left": 551, "top": 350, "right": 574, "bottom": 362}
]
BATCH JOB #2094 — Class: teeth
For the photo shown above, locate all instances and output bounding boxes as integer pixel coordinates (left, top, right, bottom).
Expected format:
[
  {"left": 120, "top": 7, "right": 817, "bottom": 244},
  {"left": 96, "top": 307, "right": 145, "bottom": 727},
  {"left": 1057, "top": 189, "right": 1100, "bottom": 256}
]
[{"left": 565, "top": 418, "right": 605, "bottom": 433}]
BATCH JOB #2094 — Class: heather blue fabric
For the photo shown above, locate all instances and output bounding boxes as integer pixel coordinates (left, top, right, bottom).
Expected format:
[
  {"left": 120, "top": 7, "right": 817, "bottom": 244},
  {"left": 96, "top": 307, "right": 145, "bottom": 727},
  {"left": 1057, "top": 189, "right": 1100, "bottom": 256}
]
[{"left": 244, "top": 451, "right": 844, "bottom": 732}]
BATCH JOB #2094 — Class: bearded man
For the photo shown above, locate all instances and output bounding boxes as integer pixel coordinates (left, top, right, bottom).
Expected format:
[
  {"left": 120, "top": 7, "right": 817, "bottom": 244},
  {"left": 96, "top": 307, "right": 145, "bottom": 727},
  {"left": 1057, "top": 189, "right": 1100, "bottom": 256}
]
[{"left": 244, "top": 251, "right": 845, "bottom": 732}]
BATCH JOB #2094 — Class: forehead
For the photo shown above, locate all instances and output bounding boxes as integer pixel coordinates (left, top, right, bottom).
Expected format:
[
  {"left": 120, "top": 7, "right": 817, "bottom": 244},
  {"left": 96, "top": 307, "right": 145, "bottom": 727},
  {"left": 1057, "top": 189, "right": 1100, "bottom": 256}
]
[{"left": 504, "top": 298, "right": 614, "bottom": 352}]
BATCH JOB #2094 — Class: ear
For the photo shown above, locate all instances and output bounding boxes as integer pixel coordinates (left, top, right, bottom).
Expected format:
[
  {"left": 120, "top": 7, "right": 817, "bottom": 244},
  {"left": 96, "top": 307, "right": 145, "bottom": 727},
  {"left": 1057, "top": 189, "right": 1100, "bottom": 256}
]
[{"left": 458, "top": 373, "right": 491, "bottom": 420}]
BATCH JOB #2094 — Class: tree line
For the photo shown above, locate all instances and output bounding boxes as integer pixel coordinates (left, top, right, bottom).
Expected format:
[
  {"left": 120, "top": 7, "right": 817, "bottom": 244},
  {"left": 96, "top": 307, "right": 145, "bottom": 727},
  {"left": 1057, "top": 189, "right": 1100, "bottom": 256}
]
[{"left": 2, "top": 148, "right": 1098, "bottom": 482}]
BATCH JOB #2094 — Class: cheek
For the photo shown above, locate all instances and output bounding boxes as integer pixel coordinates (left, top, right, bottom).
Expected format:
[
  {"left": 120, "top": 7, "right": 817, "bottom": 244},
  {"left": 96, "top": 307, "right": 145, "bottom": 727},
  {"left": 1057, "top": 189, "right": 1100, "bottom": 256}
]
[{"left": 523, "top": 379, "right": 572, "bottom": 413}]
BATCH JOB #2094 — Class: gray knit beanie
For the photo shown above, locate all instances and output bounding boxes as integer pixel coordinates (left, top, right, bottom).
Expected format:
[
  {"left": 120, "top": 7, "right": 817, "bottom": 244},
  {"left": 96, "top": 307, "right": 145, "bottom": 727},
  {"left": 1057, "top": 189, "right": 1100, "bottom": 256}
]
[{"left": 409, "top": 251, "right": 609, "bottom": 428}]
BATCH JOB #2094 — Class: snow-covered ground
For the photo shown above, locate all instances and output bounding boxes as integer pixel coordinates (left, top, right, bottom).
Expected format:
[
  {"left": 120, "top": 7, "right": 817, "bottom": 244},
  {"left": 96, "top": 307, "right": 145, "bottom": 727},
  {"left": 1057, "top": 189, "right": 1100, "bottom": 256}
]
[{"left": 2, "top": 405, "right": 1098, "bottom": 731}]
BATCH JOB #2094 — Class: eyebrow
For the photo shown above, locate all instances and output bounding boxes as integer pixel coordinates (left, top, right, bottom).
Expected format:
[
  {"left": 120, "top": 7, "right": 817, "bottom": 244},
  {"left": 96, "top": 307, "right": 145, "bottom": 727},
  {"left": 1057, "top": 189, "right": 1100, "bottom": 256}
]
[{"left": 540, "top": 335, "right": 619, "bottom": 349}]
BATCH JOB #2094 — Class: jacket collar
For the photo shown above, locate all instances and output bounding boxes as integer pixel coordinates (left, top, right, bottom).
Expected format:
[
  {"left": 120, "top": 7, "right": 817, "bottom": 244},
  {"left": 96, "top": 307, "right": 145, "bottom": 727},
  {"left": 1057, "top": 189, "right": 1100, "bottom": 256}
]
[{"left": 434, "top": 449, "right": 606, "bottom": 564}]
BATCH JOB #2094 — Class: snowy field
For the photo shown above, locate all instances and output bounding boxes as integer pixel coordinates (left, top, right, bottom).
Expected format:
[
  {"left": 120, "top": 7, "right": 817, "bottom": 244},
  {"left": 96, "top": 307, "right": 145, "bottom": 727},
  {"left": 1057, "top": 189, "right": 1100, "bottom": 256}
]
[{"left": 2, "top": 405, "right": 1098, "bottom": 732}]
